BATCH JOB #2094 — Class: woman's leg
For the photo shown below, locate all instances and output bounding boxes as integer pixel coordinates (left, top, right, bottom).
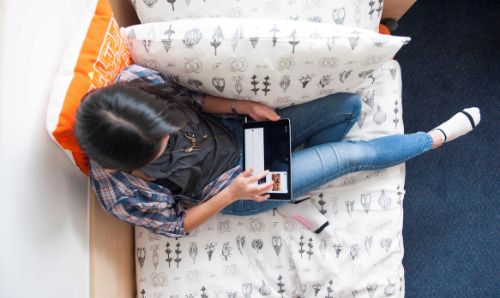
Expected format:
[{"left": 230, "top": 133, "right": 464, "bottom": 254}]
[
  {"left": 275, "top": 93, "right": 362, "bottom": 148},
  {"left": 292, "top": 132, "right": 433, "bottom": 198},
  {"left": 221, "top": 132, "right": 433, "bottom": 215}
]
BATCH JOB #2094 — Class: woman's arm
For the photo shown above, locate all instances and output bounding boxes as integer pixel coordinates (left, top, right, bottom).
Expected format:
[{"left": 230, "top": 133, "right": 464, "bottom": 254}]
[
  {"left": 202, "top": 95, "right": 281, "bottom": 121},
  {"left": 184, "top": 168, "right": 274, "bottom": 232}
]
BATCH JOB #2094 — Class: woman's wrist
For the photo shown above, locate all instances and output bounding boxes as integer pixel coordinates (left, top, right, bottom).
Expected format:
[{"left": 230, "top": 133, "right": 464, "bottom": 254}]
[{"left": 235, "top": 100, "right": 251, "bottom": 115}]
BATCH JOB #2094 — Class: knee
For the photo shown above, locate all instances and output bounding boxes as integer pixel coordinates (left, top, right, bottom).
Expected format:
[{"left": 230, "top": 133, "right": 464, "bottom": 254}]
[{"left": 346, "top": 94, "right": 362, "bottom": 120}]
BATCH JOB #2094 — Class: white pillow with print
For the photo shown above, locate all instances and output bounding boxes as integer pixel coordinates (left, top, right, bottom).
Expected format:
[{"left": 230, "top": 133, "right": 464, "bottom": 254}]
[
  {"left": 131, "top": 0, "right": 384, "bottom": 32},
  {"left": 121, "top": 18, "right": 409, "bottom": 107}
]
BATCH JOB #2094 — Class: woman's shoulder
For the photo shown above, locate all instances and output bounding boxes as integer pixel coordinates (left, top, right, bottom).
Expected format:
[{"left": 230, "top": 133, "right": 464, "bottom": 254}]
[{"left": 115, "top": 64, "right": 165, "bottom": 85}]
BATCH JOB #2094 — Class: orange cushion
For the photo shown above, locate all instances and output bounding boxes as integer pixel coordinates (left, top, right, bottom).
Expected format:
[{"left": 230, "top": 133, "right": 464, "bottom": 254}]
[{"left": 47, "top": 0, "right": 131, "bottom": 175}]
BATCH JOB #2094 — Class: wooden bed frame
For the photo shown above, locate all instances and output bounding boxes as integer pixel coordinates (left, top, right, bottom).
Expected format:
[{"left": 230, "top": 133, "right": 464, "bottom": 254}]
[{"left": 89, "top": 1, "right": 417, "bottom": 297}]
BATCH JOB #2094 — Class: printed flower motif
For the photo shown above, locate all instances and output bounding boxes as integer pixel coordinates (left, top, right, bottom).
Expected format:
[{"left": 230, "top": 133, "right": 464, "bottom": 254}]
[
  {"left": 151, "top": 272, "right": 167, "bottom": 287},
  {"left": 248, "top": 217, "right": 265, "bottom": 232}
]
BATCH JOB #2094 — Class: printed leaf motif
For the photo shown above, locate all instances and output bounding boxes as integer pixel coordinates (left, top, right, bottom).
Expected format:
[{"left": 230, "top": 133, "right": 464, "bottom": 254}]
[{"left": 210, "top": 26, "right": 223, "bottom": 56}]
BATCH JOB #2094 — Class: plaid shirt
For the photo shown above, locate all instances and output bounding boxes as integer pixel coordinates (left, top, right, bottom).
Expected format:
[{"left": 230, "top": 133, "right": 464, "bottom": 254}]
[{"left": 89, "top": 65, "right": 243, "bottom": 238}]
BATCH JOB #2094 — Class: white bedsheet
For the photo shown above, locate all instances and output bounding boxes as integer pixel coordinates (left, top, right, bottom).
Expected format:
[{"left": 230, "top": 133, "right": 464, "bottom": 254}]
[{"left": 135, "top": 60, "right": 406, "bottom": 298}]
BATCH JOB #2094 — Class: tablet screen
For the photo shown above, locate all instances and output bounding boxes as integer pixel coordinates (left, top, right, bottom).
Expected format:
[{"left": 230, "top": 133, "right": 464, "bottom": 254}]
[{"left": 243, "top": 119, "right": 291, "bottom": 199}]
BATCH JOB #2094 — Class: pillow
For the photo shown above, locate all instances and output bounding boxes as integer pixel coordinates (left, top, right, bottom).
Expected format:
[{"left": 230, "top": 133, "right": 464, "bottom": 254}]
[
  {"left": 131, "top": 0, "right": 384, "bottom": 32},
  {"left": 46, "top": 0, "right": 132, "bottom": 174},
  {"left": 121, "top": 18, "right": 409, "bottom": 108}
]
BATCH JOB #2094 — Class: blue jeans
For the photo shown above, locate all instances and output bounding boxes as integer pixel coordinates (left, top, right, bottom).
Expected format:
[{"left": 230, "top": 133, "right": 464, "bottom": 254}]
[{"left": 217, "top": 93, "right": 433, "bottom": 215}]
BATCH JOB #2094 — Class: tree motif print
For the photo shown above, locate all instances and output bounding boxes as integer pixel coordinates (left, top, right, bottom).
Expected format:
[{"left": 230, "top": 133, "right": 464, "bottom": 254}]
[
  {"left": 368, "top": 0, "right": 376, "bottom": 19},
  {"left": 196, "top": 286, "right": 207, "bottom": 298},
  {"left": 165, "top": 242, "right": 173, "bottom": 267},
  {"left": 289, "top": 30, "right": 300, "bottom": 53},
  {"left": 250, "top": 75, "right": 260, "bottom": 94},
  {"left": 393, "top": 100, "right": 400, "bottom": 128},
  {"left": 262, "top": 76, "right": 271, "bottom": 95},
  {"left": 318, "top": 193, "right": 327, "bottom": 214},
  {"left": 277, "top": 275, "right": 286, "bottom": 298},
  {"left": 376, "top": 0, "right": 384, "bottom": 16},
  {"left": 298, "top": 235, "right": 305, "bottom": 258},
  {"left": 174, "top": 242, "right": 182, "bottom": 268},
  {"left": 270, "top": 24, "right": 280, "bottom": 47},
  {"left": 307, "top": 238, "right": 314, "bottom": 260}
]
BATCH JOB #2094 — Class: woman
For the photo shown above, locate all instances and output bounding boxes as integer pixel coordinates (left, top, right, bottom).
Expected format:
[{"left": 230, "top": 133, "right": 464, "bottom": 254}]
[{"left": 75, "top": 65, "right": 480, "bottom": 238}]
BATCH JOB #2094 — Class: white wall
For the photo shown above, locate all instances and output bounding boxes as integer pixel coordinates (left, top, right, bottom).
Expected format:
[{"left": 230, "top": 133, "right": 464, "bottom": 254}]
[{"left": 0, "top": 1, "right": 90, "bottom": 297}]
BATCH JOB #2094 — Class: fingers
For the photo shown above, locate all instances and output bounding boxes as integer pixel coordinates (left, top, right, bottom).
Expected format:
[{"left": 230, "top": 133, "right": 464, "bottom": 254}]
[
  {"left": 248, "top": 169, "right": 269, "bottom": 182},
  {"left": 268, "top": 109, "right": 281, "bottom": 121},
  {"left": 253, "top": 193, "right": 271, "bottom": 201},
  {"left": 241, "top": 167, "right": 254, "bottom": 177},
  {"left": 257, "top": 181, "right": 274, "bottom": 193}
]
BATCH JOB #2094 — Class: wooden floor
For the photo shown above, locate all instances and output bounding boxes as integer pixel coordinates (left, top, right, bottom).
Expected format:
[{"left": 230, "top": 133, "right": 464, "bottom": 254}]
[{"left": 89, "top": 188, "right": 135, "bottom": 298}]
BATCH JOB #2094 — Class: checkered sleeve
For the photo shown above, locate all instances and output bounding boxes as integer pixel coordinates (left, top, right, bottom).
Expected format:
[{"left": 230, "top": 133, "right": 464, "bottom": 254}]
[
  {"left": 115, "top": 64, "right": 206, "bottom": 112},
  {"left": 89, "top": 160, "right": 189, "bottom": 238},
  {"left": 110, "top": 194, "right": 189, "bottom": 238}
]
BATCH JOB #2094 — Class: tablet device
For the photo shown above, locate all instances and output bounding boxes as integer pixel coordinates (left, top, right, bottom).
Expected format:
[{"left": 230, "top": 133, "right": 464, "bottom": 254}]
[{"left": 242, "top": 118, "right": 292, "bottom": 200}]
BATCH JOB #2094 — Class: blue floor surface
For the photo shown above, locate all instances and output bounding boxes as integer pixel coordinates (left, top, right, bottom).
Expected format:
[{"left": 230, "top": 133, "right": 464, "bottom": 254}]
[{"left": 394, "top": 0, "right": 499, "bottom": 296}]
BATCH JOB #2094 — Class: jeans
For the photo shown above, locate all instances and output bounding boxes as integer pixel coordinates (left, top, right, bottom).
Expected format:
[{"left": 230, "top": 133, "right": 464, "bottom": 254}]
[{"left": 216, "top": 93, "right": 433, "bottom": 215}]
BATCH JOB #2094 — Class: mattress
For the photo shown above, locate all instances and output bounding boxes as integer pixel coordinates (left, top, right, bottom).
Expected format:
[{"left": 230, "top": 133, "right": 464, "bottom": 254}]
[{"left": 135, "top": 59, "right": 406, "bottom": 298}]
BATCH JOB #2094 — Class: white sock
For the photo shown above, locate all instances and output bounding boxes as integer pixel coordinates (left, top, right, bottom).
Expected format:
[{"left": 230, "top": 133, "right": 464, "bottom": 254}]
[
  {"left": 431, "top": 107, "right": 481, "bottom": 143},
  {"left": 276, "top": 198, "right": 333, "bottom": 236}
]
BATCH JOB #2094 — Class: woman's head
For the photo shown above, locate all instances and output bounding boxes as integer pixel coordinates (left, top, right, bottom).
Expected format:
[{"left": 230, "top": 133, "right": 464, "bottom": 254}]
[{"left": 74, "top": 80, "right": 197, "bottom": 172}]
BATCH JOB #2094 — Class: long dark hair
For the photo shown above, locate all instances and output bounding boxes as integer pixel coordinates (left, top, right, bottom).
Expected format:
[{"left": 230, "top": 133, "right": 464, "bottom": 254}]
[{"left": 74, "top": 79, "right": 198, "bottom": 172}]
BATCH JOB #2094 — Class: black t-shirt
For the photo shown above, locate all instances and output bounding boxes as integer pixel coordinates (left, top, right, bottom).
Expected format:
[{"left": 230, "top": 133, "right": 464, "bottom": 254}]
[{"left": 139, "top": 111, "right": 240, "bottom": 198}]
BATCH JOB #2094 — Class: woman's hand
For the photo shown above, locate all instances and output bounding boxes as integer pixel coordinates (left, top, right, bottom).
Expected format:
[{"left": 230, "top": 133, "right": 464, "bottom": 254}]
[
  {"left": 239, "top": 101, "right": 281, "bottom": 122},
  {"left": 226, "top": 168, "right": 275, "bottom": 202}
]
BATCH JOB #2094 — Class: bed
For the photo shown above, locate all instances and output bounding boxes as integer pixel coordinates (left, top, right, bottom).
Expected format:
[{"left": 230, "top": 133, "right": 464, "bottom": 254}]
[{"left": 89, "top": 1, "right": 418, "bottom": 297}]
